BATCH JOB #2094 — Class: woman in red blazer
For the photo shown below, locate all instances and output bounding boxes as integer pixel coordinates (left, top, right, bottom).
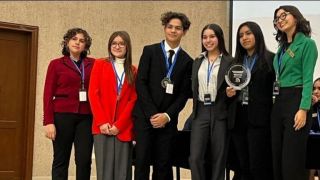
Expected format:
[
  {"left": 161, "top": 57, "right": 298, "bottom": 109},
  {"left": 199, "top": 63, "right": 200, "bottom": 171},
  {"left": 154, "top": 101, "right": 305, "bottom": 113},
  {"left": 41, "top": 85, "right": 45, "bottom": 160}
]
[
  {"left": 43, "top": 28, "right": 94, "bottom": 180},
  {"left": 89, "top": 31, "right": 137, "bottom": 180}
]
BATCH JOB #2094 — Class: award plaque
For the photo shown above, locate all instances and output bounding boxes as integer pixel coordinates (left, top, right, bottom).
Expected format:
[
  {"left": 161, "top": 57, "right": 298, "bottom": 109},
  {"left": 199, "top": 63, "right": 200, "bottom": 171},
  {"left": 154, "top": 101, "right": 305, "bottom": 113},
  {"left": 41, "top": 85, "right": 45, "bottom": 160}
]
[{"left": 225, "top": 64, "right": 251, "bottom": 90}]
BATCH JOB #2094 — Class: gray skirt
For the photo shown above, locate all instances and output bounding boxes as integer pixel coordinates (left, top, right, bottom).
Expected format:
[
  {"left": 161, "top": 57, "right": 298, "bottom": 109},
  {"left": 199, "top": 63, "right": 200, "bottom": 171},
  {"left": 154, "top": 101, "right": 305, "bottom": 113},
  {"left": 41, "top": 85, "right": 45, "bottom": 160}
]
[{"left": 94, "top": 134, "right": 132, "bottom": 180}]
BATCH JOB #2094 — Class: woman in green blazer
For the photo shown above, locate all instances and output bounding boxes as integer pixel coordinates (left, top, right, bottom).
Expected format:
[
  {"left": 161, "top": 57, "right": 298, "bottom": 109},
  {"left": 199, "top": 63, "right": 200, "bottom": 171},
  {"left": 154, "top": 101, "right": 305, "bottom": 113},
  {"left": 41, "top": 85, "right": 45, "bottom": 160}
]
[{"left": 271, "top": 5, "right": 318, "bottom": 180}]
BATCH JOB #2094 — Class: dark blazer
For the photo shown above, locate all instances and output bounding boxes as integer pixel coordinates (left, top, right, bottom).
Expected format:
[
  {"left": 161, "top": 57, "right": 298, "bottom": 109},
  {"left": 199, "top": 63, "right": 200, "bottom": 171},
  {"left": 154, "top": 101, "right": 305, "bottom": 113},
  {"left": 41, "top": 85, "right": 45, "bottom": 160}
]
[
  {"left": 43, "top": 56, "right": 94, "bottom": 125},
  {"left": 191, "top": 54, "right": 234, "bottom": 128},
  {"left": 311, "top": 103, "right": 320, "bottom": 132},
  {"left": 133, "top": 42, "right": 193, "bottom": 128},
  {"left": 228, "top": 51, "right": 275, "bottom": 128}
]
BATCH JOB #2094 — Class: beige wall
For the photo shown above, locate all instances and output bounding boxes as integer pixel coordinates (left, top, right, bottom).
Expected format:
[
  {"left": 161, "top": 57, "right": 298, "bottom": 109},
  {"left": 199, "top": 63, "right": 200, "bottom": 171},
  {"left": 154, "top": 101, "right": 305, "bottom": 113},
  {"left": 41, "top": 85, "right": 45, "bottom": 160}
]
[{"left": 0, "top": 1, "right": 230, "bottom": 178}]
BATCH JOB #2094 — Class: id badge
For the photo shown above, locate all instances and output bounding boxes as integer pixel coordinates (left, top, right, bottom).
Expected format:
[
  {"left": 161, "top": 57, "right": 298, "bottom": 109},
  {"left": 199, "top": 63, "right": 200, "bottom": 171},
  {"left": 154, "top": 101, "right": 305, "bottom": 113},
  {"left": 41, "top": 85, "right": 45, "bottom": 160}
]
[
  {"left": 241, "top": 87, "right": 249, "bottom": 105},
  {"left": 166, "top": 83, "right": 174, "bottom": 94},
  {"left": 273, "top": 81, "right": 280, "bottom": 96},
  {"left": 79, "top": 89, "right": 87, "bottom": 102},
  {"left": 204, "top": 94, "right": 212, "bottom": 106}
]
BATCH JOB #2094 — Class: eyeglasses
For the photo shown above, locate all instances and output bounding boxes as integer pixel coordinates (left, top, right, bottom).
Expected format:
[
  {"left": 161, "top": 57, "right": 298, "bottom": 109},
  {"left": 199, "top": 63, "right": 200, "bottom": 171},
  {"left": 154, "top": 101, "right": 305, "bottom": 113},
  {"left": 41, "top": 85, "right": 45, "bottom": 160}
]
[
  {"left": 111, "top": 42, "right": 126, "bottom": 48},
  {"left": 273, "top": 12, "right": 290, "bottom": 25}
]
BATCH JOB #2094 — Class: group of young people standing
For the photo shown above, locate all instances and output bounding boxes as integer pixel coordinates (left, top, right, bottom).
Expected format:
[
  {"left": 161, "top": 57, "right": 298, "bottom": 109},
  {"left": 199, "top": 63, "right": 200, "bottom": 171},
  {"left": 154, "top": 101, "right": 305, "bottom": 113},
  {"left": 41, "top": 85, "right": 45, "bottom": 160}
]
[{"left": 43, "top": 5, "right": 318, "bottom": 180}]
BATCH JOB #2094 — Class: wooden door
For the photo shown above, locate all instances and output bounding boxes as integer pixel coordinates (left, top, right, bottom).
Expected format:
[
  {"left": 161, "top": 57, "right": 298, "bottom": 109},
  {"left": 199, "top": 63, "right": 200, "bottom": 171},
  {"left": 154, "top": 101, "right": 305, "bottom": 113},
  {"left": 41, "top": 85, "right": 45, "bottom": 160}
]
[{"left": 0, "top": 22, "right": 38, "bottom": 180}]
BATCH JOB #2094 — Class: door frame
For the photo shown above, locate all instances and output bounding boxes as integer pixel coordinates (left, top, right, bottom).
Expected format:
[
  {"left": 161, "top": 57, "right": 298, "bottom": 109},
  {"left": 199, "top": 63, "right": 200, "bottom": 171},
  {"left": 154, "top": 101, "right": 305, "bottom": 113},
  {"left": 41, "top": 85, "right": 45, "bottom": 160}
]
[{"left": 0, "top": 21, "right": 38, "bottom": 180}]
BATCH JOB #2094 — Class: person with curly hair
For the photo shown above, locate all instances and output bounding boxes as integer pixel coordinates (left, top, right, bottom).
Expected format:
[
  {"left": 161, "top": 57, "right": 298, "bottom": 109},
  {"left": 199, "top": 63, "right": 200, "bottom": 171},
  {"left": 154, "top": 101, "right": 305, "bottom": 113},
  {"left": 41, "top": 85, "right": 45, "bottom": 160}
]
[
  {"left": 133, "top": 11, "right": 193, "bottom": 180},
  {"left": 43, "top": 28, "right": 94, "bottom": 180}
]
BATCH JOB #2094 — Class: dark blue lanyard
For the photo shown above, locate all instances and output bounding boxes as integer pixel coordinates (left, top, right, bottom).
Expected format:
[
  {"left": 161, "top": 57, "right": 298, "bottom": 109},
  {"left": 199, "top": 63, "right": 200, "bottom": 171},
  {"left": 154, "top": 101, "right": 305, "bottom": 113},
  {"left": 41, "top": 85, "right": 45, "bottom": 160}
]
[
  {"left": 160, "top": 41, "right": 180, "bottom": 79},
  {"left": 244, "top": 54, "right": 257, "bottom": 71},
  {"left": 111, "top": 61, "right": 125, "bottom": 96},
  {"left": 277, "top": 47, "right": 286, "bottom": 77},
  {"left": 207, "top": 61, "right": 214, "bottom": 88},
  {"left": 71, "top": 59, "right": 85, "bottom": 88},
  {"left": 317, "top": 107, "right": 320, "bottom": 129}
]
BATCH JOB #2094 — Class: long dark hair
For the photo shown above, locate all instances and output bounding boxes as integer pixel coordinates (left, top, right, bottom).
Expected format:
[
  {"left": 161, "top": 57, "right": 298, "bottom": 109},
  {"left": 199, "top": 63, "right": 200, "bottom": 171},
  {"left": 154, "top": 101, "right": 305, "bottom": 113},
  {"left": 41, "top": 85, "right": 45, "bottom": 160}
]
[
  {"left": 107, "top": 31, "right": 134, "bottom": 85},
  {"left": 201, "top": 23, "right": 229, "bottom": 56},
  {"left": 234, "top": 21, "right": 271, "bottom": 71},
  {"left": 314, "top": 77, "right": 320, "bottom": 87},
  {"left": 61, "top": 28, "right": 92, "bottom": 59},
  {"left": 274, "top": 5, "right": 311, "bottom": 45}
]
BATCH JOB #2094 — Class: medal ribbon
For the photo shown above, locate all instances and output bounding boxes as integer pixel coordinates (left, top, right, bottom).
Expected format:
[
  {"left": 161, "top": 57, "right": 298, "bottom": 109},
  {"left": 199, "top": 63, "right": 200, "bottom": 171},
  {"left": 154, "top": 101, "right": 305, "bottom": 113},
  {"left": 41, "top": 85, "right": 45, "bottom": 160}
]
[{"left": 160, "top": 41, "right": 180, "bottom": 80}]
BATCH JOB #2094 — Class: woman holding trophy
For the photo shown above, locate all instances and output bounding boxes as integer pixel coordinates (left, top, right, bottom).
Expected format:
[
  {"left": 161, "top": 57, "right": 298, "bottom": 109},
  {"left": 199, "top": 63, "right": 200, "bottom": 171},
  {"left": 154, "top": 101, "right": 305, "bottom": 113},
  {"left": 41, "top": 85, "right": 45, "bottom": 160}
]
[{"left": 226, "top": 21, "right": 275, "bottom": 180}]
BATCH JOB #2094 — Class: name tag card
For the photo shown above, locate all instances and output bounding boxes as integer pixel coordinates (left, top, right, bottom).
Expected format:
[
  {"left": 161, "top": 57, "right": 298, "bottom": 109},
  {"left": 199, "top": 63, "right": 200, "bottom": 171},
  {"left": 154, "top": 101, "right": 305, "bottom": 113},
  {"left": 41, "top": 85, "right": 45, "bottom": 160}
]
[
  {"left": 241, "top": 86, "right": 249, "bottom": 105},
  {"left": 273, "top": 81, "right": 280, "bottom": 96},
  {"left": 79, "top": 90, "right": 87, "bottom": 102},
  {"left": 204, "top": 94, "right": 212, "bottom": 106},
  {"left": 166, "top": 83, "right": 174, "bottom": 94}
]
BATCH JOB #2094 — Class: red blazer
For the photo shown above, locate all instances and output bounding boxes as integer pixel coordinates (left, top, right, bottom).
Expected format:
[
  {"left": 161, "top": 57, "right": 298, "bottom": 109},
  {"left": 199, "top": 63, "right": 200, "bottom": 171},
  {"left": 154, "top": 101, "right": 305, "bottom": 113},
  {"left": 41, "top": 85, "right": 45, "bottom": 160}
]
[
  {"left": 43, "top": 56, "right": 94, "bottom": 125},
  {"left": 89, "top": 59, "right": 137, "bottom": 141}
]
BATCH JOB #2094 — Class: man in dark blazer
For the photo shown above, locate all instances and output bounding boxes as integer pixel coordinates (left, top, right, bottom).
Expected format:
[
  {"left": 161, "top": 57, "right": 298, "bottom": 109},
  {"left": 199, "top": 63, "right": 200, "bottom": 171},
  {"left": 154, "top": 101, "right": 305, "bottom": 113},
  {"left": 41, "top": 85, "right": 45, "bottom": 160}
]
[{"left": 133, "top": 11, "right": 193, "bottom": 180}]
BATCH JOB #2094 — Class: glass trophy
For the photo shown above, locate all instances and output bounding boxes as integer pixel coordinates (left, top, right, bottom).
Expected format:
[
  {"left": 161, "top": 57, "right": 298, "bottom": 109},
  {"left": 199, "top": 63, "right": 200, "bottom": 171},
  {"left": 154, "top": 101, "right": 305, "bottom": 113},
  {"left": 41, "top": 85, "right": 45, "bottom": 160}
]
[{"left": 225, "top": 64, "right": 251, "bottom": 90}]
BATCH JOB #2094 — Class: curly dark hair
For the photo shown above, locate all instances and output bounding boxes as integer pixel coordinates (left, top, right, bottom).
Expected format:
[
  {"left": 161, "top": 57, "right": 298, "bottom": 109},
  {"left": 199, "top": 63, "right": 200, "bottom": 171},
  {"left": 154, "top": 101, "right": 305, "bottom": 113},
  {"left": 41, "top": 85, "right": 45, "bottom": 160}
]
[
  {"left": 61, "top": 28, "right": 92, "bottom": 58},
  {"left": 273, "top": 5, "right": 311, "bottom": 45},
  {"left": 161, "top": 11, "right": 191, "bottom": 31}
]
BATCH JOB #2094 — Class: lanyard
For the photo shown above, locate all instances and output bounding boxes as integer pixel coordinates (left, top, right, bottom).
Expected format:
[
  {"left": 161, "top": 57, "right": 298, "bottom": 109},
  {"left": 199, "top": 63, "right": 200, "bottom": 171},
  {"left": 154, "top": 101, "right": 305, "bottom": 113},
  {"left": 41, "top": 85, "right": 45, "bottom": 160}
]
[
  {"left": 244, "top": 54, "right": 257, "bottom": 71},
  {"left": 71, "top": 59, "right": 85, "bottom": 89},
  {"left": 160, "top": 41, "right": 180, "bottom": 79},
  {"left": 317, "top": 107, "right": 320, "bottom": 129},
  {"left": 207, "top": 60, "right": 214, "bottom": 88},
  {"left": 277, "top": 47, "right": 286, "bottom": 79},
  {"left": 111, "top": 61, "right": 125, "bottom": 96}
]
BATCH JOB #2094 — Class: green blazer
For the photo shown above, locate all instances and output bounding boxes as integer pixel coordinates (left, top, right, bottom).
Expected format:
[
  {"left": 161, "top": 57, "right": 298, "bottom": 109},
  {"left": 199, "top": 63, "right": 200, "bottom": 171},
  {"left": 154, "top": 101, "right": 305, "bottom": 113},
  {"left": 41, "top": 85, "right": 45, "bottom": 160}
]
[{"left": 273, "top": 32, "right": 318, "bottom": 110}]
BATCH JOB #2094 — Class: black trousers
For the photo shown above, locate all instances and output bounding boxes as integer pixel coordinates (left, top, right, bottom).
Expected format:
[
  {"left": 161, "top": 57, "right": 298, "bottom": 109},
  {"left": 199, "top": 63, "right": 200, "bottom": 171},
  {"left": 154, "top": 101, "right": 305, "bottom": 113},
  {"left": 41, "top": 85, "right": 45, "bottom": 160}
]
[
  {"left": 134, "top": 122, "right": 176, "bottom": 180},
  {"left": 271, "top": 87, "right": 312, "bottom": 180},
  {"left": 52, "top": 113, "right": 93, "bottom": 180},
  {"left": 189, "top": 102, "right": 227, "bottom": 180},
  {"left": 231, "top": 104, "right": 273, "bottom": 180}
]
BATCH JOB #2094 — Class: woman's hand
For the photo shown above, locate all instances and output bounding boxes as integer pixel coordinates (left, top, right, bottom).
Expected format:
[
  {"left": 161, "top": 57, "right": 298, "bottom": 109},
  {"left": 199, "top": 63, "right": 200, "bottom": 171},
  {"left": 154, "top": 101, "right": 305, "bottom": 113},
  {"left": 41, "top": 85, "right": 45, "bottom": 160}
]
[
  {"left": 293, "top": 109, "right": 307, "bottom": 131},
  {"left": 226, "top": 87, "right": 236, "bottom": 97},
  {"left": 99, "top": 123, "right": 111, "bottom": 135},
  {"left": 312, "top": 95, "right": 319, "bottom": 105},
  {"left": 109, "top": 125, "right": 119, "bottom": 135},
  {"left": 45, "top": 124, "right": 56, "bottom": 140}
]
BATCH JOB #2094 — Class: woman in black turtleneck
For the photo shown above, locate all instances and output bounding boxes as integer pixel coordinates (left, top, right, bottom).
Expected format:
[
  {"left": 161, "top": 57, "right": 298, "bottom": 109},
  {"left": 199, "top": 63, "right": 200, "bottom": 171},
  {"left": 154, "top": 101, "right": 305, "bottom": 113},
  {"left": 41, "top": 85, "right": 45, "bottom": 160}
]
[{"left": 43, "top": 28, "right": 94, "bottom": 180}]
